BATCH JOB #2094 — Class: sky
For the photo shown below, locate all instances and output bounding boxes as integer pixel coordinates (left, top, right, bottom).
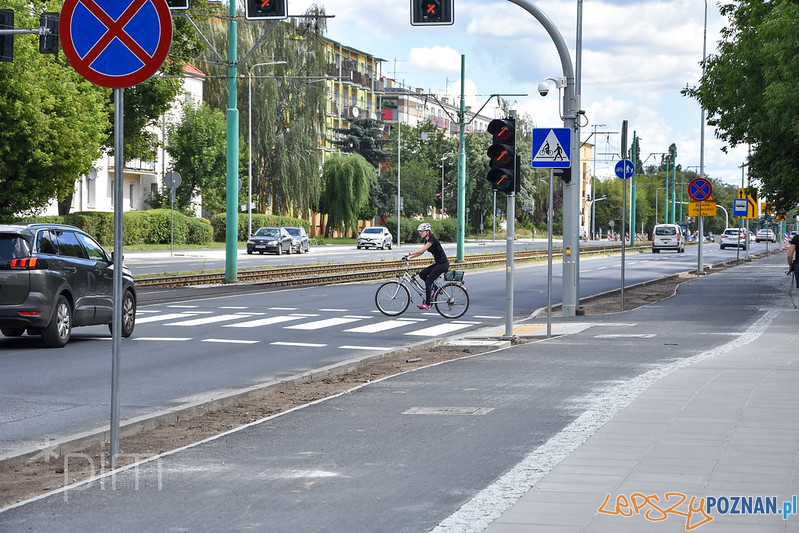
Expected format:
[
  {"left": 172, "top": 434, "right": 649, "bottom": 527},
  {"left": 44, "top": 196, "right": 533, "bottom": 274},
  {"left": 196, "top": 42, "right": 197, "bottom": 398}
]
[{"left": 290, "top": 0, "right": 749, "bottom": 186}]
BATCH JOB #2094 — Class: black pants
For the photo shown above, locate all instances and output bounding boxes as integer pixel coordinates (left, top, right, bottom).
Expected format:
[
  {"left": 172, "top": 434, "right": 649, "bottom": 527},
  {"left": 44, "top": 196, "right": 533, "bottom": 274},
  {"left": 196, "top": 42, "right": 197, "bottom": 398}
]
[{"left": 419, "top": 262, "right": 449, "bottom": 305}]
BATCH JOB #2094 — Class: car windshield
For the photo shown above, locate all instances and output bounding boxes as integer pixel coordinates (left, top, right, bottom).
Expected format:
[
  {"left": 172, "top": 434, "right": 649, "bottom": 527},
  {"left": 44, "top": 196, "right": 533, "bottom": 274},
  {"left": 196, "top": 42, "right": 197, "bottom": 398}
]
[
  {"left": 285, "top": 228, "right": 301, "bottom": 237},
  {"left": 0, "top": 235, "right": 31, "bottom": 260},
  {"left": 362, "top": 228, "right": 382, "bottom": 234},
  {"left": 655, "top": 227, "right": 677, "bottom": 236},
  {"left": 724, "top": 229, "right": 740, "bottom": 235},
  {"left": 255, "top": 228, "right": 279, "bottom": 238}
]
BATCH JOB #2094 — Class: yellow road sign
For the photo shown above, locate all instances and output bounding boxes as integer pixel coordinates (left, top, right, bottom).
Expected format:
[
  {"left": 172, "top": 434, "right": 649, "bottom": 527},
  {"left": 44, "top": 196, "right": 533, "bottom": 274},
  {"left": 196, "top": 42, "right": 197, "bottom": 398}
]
[
  {"left": 688, "top": 201, "right": 717, "bottom": 217},
  {"left": 735, "top": 188, "right": 759, "bottom": 219}
]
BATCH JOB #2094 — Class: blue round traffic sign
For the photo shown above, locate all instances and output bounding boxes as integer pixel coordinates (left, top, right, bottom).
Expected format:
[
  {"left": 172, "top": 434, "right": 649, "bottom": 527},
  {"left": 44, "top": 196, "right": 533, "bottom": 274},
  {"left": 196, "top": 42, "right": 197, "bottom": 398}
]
[
  {"left": 614, "top": 159, "right": 634, "bottom": 180},
  {"left": 689, "top": 177, "right": 713, "bottom": 202},
  {"left": 60, "top": 0, "right": 173, "bottom": 89}
]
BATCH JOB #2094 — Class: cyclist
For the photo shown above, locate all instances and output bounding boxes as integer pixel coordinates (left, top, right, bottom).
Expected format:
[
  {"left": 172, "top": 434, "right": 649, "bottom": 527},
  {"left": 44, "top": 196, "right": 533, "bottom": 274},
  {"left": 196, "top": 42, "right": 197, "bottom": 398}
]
[{"left": 403, "top": 222, "right": 449, "bottom": 310}]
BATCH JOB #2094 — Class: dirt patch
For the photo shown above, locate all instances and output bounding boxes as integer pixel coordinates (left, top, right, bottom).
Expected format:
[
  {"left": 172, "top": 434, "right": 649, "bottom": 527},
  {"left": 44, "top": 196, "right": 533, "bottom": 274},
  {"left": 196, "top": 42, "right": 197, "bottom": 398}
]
[{"left": 0, "top": 259, "right": 743, "bottom": 509}]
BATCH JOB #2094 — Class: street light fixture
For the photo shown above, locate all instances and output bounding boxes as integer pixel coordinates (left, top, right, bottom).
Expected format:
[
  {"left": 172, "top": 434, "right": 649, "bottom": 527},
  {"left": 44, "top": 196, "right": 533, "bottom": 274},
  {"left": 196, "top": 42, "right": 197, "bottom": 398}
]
[{"left": 248, "top": 60, "right": 286, "bottom": 237}]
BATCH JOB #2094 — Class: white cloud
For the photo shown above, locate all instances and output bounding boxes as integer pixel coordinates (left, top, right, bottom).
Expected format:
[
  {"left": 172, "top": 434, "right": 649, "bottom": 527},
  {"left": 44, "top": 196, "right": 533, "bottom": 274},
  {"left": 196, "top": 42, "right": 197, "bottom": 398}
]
[{"left": 408, "top": 46, "right": 463, "bottom": 73}]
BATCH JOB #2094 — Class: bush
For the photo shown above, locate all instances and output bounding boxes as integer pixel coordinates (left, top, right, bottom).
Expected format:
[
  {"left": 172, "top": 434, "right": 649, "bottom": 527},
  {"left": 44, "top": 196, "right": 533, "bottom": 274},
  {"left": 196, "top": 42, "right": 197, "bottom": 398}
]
[
  {"left": 383, "top": 216, "right": 458, "bottom": 244},
  {"left": 17, "top": 210, "right": 214, "bottom": 247}
]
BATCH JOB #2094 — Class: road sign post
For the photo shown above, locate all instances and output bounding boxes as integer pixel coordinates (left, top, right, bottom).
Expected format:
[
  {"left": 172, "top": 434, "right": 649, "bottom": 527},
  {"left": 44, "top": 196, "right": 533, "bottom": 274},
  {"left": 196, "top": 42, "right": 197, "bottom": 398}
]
[{"left": 59, "top": 0, "right": 173, "bottom": 469}]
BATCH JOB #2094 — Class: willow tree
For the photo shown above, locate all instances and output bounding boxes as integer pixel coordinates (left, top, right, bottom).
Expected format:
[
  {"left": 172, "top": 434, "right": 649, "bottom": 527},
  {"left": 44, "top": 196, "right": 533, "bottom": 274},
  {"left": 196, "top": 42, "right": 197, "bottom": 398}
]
[
  {"left": 319, "top": 153, "right": 375, "bottom": 236},
  {"left": 198, "top": 5, "right": 328, "bottom": 219}
]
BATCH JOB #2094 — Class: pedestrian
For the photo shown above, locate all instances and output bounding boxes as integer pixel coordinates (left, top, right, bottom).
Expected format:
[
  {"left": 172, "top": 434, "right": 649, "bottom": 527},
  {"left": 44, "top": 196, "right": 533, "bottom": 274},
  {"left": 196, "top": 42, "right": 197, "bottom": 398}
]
[
  {"left": 788, "top": 231, "right": 799, "bottom": 298},
  {"left": 403, "top": 223, "right": 449, "bottom": 310}
]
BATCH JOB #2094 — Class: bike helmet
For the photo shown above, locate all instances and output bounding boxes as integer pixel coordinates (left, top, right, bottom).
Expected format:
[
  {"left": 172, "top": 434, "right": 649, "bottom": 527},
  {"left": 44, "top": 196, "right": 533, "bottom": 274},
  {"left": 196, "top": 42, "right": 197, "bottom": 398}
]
[{"left": 417, "top": 223, "right": 431, "bottom": 232}]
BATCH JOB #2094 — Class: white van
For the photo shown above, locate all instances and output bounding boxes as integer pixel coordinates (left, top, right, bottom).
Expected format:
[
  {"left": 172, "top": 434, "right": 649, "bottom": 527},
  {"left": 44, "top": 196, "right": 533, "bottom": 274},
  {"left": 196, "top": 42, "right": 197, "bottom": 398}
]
[{"left": 652, "top": 223, "right": 685, "bottom": 253}]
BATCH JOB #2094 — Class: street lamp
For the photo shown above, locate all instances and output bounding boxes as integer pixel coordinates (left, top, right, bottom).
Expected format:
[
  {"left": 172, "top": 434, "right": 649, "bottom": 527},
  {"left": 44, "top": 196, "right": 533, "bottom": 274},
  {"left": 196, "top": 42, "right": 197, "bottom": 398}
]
[
  {"left": 248, "top": 61, "right": 286, "bottom": 237},
  {"left": 588, "top": 195, "right": 607, "bottom": 238}
]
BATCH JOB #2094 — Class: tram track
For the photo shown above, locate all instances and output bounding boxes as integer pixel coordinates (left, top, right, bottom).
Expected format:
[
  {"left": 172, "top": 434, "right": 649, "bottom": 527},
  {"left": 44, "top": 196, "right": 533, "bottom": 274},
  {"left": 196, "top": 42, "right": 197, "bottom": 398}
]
[{"left": 135, "top": 243, "right": 640, "bottom": 288}]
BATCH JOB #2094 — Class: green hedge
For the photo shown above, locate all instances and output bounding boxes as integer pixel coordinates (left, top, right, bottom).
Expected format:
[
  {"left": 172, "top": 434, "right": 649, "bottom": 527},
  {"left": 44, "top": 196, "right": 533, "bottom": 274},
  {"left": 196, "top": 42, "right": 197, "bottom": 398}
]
[
  {"left": 21, "top": 210, "right": 214, "bottom": 247},
  {"left": 209, "top": 213, "right": 310, "bottom": 242},
  {"left": 383, "top": 216, "right": 458, "bottom": 244}
]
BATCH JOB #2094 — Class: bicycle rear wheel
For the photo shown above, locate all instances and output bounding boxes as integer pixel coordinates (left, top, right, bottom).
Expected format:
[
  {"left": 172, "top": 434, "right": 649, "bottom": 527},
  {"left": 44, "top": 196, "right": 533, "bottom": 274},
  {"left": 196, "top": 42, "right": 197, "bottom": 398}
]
[
  {"left": 434, "top": 282, "right": 469, "bottom": 319},
  {"left": 375, "top": 281, "right": 411, "bottom": 316}
]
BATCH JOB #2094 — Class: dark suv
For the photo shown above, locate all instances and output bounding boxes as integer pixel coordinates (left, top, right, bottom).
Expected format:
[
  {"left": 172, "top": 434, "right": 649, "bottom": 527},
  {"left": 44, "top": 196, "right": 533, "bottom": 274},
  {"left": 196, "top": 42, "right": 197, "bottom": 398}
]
[{"left": 0, "top": 224, "right": 136, "bottom": 347}]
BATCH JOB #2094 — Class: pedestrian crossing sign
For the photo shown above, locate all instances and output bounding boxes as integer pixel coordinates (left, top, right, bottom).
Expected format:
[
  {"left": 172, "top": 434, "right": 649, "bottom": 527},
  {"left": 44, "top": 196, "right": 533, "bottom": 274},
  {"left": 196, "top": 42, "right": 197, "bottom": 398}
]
[{"left": 532, "top": 128, "right": 571, "bottom": 168}]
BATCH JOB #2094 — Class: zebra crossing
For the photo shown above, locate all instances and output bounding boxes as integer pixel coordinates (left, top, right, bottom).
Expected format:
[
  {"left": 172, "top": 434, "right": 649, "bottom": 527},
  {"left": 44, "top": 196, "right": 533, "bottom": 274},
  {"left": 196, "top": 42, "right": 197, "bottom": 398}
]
[{"left": 132, "top": 304, "right": 489, "bottom": 348}]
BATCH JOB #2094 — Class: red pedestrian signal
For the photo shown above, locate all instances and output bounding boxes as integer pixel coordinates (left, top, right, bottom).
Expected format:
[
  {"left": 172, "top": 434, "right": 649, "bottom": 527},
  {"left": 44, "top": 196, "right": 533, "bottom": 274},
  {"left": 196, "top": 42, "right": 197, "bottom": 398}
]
[
  {"left": 410, "top": 0, "right": 453, "bottom": 26},
  {"left": 486, "top": 118, "right": 518, "bottom": 194},
  {"left": 246, "top": 0, "right": 287, "bottom": 20}
]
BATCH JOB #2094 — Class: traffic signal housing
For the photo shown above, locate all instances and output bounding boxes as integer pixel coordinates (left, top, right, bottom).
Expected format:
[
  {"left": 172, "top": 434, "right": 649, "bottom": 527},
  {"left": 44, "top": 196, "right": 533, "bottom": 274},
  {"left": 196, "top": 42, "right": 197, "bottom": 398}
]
[
  {"left": 486, "top": 118, "right": 517, "bottom": 194},
  {"left": 410, "top": 0, "right": 454, "bottom": 26},
  {"left": 246, "top": 0, "right": 288, "bottom": 20},
  {"left": 1, "top": 9, "right": 13, "bottom": 63},
  {"left": 554, "top": 168, "right": 571, "bottom": 183},
  {"left": 39, "top": 12, "right": 58, "bottom": 55}
]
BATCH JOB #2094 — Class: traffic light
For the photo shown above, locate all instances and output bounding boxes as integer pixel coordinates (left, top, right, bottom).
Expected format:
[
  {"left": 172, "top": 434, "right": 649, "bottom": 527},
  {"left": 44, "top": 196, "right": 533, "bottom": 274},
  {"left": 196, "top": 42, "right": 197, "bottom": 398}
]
[
  {"left": 410, "top": 0, "right": 454, "bottom": 26},
  {"left": 0, "top": 9, "right": 13, "bottom": 63},
  {"left": 166, "top": 0, "right": 189, "bottom": 9},
  {"left": 39, "top": 13, "right": 58, "bottom": 55},
  {"left": 486, "top": 118, "right": 517, "bottom": 194},
  {"left": 246, "top": 0, "right": 288, "bottom": 20},
  {"left": 554, "top": 168, "right": 571, "bottom": 183}
]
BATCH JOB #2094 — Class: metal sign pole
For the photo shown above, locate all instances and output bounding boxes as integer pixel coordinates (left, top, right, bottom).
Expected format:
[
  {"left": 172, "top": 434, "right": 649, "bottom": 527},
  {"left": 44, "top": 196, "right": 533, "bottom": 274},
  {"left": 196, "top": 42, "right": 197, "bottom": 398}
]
[
  {"left": 620, "top": 120, "right": 628, "bottom": 311},
  {"left": 505, "top": 192, "right": 515, "bottom": 337},
  {"left": 110, "top": 88, "right": 123, "bottom": 469},
  {"left": 547, "top": 169, "right": 554, "bottom": 338}
]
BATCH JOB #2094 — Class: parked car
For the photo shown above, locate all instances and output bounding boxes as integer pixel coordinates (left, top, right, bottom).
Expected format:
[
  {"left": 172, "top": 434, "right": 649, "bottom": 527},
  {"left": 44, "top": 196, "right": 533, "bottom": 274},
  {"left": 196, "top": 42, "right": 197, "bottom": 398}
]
[
  {"left": 247, "top": 227, "right": 294, "bottom": 255},
  {"left": 284, "top": 226, "right": 310, "bottom": 254},
  {"left": 720, "top": 228, "right": 749, "bottom": 249},
  {"left": 651, "top": 223, "right": 685, "bottom": 253},
  {"left": 0, "top": 223, "right": 136, "bottom": 347},
  {"left": 357, "top": 226, "right": 393, "bottom": 250},
  {"left": 755, "top": 229, "right": 777, "bottom": 243}
]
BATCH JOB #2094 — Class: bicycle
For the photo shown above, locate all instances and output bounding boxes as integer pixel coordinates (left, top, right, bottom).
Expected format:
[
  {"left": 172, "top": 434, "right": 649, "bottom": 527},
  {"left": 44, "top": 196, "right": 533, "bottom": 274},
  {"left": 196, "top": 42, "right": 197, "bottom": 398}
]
[{"left": 375, "top": 259, "right": 470, "bottom": 319}]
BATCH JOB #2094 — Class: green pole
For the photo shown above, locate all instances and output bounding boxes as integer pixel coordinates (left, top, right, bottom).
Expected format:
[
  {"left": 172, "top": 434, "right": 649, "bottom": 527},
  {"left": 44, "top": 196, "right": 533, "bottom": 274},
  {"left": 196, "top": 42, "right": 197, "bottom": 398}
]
[
  {"left": 671, "top": 146, "right": 677, "bottom": 224},
  {"left": 456, "top": 54, "right": 466, "bottom": 262},
  {"left": 629, "top": 132, "right": 637, "bottom": 246},
  {"left": 664, "top": 160, "right": 670, "bottom": 224},
  {"left": 225, "top": 0, "right": 239, "bottom": 282}
]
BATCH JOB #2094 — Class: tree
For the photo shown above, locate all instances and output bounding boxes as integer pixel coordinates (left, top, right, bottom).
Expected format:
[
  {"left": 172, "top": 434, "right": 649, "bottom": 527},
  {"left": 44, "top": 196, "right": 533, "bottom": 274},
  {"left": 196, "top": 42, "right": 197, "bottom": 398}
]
[
  {"left": 333, "top": 117, "right": 391, "bottom": 168},
  {"left": 684, "top": 0, "right": 799, "bottom": 214},
  {"left": 319, "top": 154, "right": 376, "bottom": 236},
  {"left": 200, "top": 6, "right": 328, "bottom": 218},
  {"left": 0, "top": 2, "right": 108, "bottom": 219},
  {"left": 161, "top": 100, "right": 230, "bottom": 215}
]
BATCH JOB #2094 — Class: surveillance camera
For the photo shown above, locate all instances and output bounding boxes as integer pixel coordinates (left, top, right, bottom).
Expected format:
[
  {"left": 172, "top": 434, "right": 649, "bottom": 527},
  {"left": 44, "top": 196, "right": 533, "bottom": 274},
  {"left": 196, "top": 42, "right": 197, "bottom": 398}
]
[{"left": 538, "top": 82, "right": 550, "bottom": 97}]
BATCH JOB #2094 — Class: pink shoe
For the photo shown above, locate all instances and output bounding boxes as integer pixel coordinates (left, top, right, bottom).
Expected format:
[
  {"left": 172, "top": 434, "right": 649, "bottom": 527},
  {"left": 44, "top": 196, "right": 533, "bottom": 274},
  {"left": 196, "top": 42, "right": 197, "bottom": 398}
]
[{"left": 417, "top": 303, "right": 431, "bottom": 310}]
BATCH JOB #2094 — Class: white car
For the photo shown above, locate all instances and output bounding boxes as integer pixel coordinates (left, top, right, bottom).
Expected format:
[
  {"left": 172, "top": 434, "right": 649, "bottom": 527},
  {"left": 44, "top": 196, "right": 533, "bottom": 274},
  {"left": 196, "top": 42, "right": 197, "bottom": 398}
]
[
  {"left": 720, "top": 228, "right": 749, "bottom": 249},
  {"left": 651, "top": 223, "right": 685, "bottom": 253},
  {"left": 755, "top": 229, "right": 776, "bottom": 243},
  {"left": 357, "top": 226, "right": 393, "bottom": 250}
]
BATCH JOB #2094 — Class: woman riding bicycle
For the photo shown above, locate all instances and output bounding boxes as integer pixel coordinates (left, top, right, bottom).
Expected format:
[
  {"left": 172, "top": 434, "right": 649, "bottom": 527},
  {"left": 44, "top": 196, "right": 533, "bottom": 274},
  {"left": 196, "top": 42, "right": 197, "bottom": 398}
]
[{"left": 403, "top": 223, "right": 449, "bottom": 310}]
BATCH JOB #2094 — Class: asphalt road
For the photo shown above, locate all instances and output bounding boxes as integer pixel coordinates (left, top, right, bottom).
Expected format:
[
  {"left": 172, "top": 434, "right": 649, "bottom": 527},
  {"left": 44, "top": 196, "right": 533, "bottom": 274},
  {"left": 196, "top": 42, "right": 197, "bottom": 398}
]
[
  {"left": 0, "top": 253, "right": 790, "bottom": 532},
  {"left": 0, "top": 241, "right": 785, "bottom": 460}
]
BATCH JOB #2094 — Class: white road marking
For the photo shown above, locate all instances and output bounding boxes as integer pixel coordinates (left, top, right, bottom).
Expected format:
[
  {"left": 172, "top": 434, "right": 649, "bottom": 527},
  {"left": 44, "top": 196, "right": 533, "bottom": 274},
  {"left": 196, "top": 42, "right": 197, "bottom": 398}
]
[
  {"left": 202, "top": 338, "right": 259, "bottom": 344},
  {"left": 344, "top": 319, "right": 419, "bottom": 333},
  {"left": 405, "top": 322, "right": 477, "bottom": 337},
  {"left": 223, "top": 316, "right": 304, "bottom": 328},
  {"left": 271, "top": 341, "right": 326, "bottom": 347},
  {"left": 133, "top": 337, "right": 192, "bottom": 341},
  {"left": 165, "top": 314, "right": 248, "bottom": 326},
  {"left": 285, "top": 317, "right": 362, "bottom": 330},
  {"left": 338, "top": 345, "right": 391, "bottom": 351},
  {"left": 136, "top": 313, "right": 199, "bottom": 324}
]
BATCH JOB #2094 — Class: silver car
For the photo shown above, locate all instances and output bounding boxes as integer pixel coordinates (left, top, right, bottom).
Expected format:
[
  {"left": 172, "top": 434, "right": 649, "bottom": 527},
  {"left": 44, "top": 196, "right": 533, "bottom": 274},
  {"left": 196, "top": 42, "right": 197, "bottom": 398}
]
[
  {"left": 0, "top": 223, "right": 136, "bottom": 347},
  {"left": 357, "top": 226, "right": 393, "bottom": 250}
]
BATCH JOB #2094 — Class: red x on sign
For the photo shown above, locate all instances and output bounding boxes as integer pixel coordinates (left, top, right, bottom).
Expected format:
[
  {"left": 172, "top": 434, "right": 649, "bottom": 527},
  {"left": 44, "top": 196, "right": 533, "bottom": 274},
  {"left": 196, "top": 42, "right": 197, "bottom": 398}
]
[{"left": 60, "top": 0, "right": 173, "bottom": 88}]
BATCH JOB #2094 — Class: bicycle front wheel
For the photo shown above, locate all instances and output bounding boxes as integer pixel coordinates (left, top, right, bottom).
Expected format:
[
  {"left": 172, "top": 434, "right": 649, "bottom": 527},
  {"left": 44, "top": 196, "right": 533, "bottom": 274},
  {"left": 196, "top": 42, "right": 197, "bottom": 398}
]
[
  {"left": 375, "top": 281, "right": 411, "bottom": 316},
  {"left": 434, "top": 283, "right": 469, "bottom": 319}
]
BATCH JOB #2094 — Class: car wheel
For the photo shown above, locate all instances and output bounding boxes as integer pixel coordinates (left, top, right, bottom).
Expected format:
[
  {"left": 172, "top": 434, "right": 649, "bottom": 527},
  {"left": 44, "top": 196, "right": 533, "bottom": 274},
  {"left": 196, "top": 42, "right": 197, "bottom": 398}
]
[
  {"left": 247, "top": 250, "right": 253, "bottom": 255},
  {"left": 287, "top": 244, "right": 292, "bottom": 255},
  {"left": 108, "top": 290, "right": 136, "bottom": 337},
  {"left": 259, "top": 251, "right": 265, "bottom": 255},
  {"left": 275, "top": 244, "right": 282, "bottom": 255},
  {"left": 652, "top": 248, "right": 659, "bottom": 253},
  {"left": 388, "top": 242, "right": 392, "bottom": 250},
  {"left": 1, "top": 328, "right": 25, "bottom": 337},
  {"left": 41, "top": 295, "right": 71, "bottom": 348},
  {"left": 720, "top": 245, "right": 725, "bottom": 249},
  {"left": 304, "top": 244, "right": 309, "bottom": 253}
]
